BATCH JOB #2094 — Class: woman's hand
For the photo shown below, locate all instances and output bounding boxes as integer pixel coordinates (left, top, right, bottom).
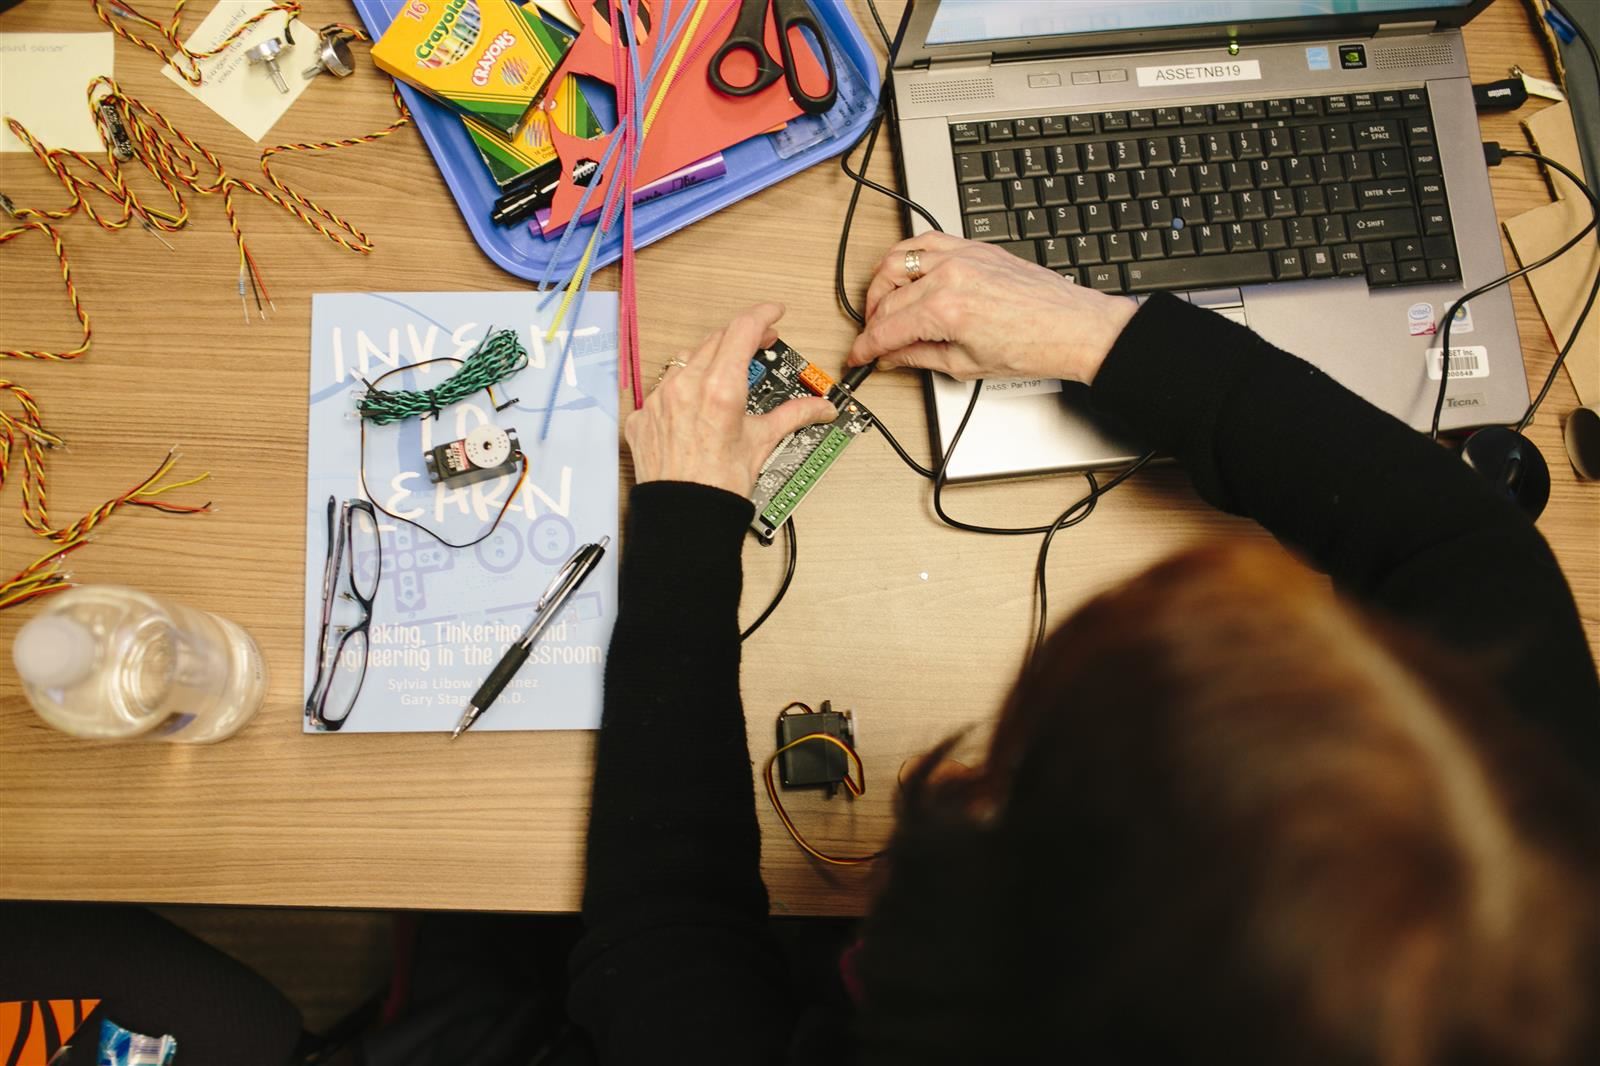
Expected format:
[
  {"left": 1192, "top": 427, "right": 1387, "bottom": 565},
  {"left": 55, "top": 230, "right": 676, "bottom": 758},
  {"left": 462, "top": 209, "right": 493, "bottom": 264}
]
[
  {"left": 847, "top": 232, "right": 1139, "bottom": 385},
  {"left": 626, "top": 303, "right": 838, "bottom": 498}
]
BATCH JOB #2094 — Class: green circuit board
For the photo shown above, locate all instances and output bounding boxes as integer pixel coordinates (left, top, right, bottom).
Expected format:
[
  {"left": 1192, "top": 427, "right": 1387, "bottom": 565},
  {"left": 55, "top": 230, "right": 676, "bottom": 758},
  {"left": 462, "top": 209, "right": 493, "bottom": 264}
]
[{"left": 747, "top": 341, "right": 873, "bottom": 542}]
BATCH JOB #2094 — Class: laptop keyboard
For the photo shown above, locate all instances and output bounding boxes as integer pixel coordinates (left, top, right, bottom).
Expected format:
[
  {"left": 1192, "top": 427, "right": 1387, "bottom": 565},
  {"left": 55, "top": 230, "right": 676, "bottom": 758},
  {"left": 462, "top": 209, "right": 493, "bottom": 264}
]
[{"left": 949, "top": 89, "right": 1459, "bottom": 294}]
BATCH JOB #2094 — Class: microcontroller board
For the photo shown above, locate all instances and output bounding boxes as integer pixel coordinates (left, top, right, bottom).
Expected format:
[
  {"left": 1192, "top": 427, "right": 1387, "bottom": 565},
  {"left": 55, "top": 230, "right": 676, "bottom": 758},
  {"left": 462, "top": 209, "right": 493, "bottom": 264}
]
[{"left": 748, "top": 340, "right": 873, "bottom": 542}]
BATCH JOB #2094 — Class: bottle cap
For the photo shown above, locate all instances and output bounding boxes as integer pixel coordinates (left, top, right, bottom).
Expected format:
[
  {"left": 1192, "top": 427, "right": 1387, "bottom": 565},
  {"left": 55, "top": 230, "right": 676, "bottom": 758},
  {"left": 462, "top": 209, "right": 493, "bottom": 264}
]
[{"left": 13, "top": 615, "right": 97, "bottom": 690}]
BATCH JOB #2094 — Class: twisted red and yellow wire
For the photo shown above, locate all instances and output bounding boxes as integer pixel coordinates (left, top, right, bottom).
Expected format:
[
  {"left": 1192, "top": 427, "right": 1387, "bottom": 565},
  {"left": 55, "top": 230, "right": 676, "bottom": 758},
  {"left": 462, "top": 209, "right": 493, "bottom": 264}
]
[
  {"left": 90, "top": 0, "right": 304, "bottom": 85},
  {"left": 0, "top": 381, "right": 211, "bottom": 608},
  {"left": 763, "top": 728, "right": 884, "bottom": 867},
  {"left": 4, "top": 74, "right": 410, "bottom": 356},
  {"left": 0, "top": 222, "right": 92, "bottom": 361}
]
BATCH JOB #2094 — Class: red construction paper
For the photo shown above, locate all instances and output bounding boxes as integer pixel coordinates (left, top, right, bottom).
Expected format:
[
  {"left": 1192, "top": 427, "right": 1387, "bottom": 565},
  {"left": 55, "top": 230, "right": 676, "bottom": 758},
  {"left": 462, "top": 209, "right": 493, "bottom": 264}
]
[{"left": 537, "top": 0, "right": 827, "bottom": 229}]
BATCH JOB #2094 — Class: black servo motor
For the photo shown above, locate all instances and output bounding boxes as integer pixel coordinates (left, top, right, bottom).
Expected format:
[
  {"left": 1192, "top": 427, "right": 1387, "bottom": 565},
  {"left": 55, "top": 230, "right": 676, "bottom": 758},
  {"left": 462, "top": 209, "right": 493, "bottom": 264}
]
[{"left": 777, "top": 701, "right": 855, "bottom": 797}]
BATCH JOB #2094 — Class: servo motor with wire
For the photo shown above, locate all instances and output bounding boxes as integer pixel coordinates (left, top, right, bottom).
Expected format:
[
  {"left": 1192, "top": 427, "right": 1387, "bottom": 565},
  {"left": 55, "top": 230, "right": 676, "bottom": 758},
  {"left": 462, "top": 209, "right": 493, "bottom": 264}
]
[
  {"left": 776, "top": 700, "right": 856, "bottom": 795},
  {"left": 765, "top": 701, "right": 882, "bottom": 866}
]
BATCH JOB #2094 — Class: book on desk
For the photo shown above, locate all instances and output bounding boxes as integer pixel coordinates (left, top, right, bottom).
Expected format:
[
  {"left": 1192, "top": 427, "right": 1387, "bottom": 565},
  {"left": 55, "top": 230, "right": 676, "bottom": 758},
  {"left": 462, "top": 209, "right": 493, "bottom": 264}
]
[{"left": 303, "top": 291, "right": 619, "bottom": 733}]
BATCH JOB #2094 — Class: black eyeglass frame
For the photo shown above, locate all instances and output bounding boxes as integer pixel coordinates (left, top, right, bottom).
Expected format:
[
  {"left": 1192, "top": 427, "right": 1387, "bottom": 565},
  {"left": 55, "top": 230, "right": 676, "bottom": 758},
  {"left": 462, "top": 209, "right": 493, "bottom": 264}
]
[{"left": 305, "top": 496, "right": 381, "bottom": 732}]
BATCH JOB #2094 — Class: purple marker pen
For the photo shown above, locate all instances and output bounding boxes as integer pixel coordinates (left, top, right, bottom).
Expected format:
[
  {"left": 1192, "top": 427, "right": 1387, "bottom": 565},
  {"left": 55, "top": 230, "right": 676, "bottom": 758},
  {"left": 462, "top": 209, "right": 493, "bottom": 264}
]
[{"left": 531, "top": 153, "right": 728, "bottom": 238}]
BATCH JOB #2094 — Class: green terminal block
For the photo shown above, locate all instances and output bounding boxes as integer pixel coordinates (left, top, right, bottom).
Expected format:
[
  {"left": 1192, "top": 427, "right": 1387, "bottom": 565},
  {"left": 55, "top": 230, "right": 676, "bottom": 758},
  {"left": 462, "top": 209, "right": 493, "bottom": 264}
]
[{"left": 760, "top": 426, "right": 853, "bottom": 528}]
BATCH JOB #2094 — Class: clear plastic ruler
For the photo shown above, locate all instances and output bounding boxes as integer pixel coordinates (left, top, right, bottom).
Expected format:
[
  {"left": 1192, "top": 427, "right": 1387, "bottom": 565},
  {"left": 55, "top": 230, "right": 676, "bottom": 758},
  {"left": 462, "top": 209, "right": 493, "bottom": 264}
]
[{"left": 770, "top": 36, "right": 878, "bottom": 160}]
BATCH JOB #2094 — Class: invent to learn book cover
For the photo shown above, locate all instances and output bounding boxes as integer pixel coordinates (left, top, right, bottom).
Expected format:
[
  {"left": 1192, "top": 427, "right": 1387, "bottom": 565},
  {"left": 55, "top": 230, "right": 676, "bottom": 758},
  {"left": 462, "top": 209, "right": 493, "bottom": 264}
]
[{"left": 304, "top": 291, "right": 618, "bottom": 733}]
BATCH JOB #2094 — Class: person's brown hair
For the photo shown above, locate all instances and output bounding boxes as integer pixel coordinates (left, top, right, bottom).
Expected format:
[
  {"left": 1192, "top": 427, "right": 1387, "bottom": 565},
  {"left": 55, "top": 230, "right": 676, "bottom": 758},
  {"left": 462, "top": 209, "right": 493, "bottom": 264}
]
[{"left": 859, "top": 541, "right": 1600, "bottom": 1065}]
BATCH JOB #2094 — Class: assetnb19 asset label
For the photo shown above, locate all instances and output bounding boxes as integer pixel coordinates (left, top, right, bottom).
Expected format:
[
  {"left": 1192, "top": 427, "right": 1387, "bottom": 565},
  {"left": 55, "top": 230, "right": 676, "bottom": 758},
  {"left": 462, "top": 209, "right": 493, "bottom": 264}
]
[{"left": 1137, "top": 60, "right": 1262, "bottom": 87}]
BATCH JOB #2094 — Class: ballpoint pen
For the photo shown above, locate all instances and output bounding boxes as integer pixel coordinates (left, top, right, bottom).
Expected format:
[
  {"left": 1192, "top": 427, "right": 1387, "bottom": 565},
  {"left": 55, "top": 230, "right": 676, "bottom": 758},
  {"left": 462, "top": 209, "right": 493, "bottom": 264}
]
[{"left": 451, "top": 536, "right": 610, "bottom": 739}]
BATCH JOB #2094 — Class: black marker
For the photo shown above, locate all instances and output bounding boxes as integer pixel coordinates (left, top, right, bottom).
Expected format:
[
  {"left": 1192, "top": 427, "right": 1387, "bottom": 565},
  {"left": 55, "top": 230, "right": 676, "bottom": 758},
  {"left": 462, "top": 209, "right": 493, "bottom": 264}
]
[{"left": 491, "top": 159, "right": 599, "bottom": 226}]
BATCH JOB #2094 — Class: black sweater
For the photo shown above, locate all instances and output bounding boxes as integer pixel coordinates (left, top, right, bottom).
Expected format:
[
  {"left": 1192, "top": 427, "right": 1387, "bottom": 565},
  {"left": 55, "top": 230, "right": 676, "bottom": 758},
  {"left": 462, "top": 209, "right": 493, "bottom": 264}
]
[{"left": 567, "top": 293, "right": 1600, "bottom": 1063}]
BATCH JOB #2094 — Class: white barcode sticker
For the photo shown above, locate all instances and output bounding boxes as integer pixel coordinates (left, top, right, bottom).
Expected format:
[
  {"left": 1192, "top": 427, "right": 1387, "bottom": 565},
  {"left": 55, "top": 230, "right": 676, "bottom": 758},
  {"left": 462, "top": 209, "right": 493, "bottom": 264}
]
[{"left": 1425, "top": 345, "right": 1489, "bottom": 380}]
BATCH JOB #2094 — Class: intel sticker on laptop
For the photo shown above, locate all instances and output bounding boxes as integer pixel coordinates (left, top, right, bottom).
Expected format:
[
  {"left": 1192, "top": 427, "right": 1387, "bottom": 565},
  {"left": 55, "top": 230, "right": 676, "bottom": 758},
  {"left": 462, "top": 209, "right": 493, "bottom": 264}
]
[
  {"left": 1136, "top": 59, "right": 1261, "bottom": 87},
  {"left": 1306, "top": 46, "right": 1331, "bottom": 71},
  {"left": 1408, "top": 301, "right": 1436, "bottom": 335}
]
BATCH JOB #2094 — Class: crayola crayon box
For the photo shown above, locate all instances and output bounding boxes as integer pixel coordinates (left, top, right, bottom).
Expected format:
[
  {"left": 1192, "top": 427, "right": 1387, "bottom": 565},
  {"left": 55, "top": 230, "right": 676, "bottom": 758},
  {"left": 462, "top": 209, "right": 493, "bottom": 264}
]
[
  {"left": 373, "top": 0, "right": 574, "bottom": 137},
  {"left": 463, "top": 75, "right": 600, "bottom": 186}
]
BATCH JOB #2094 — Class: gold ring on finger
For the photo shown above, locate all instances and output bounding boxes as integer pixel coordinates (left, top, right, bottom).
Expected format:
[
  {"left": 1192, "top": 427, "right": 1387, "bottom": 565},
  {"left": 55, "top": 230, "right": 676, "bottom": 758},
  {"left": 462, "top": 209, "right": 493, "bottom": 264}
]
[
  {"left": 904, "top": 248, "right": 925, "bottom": 282},
  {"left": 654, "top": 357, "right": 688, "bottom": 387}
]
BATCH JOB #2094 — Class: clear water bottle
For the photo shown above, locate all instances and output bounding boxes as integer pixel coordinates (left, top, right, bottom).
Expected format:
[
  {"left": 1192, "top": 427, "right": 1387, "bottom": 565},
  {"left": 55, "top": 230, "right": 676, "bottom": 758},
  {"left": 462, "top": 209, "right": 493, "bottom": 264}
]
[{"left": 12, "top": 585, "right": 267, "bottom": 742}]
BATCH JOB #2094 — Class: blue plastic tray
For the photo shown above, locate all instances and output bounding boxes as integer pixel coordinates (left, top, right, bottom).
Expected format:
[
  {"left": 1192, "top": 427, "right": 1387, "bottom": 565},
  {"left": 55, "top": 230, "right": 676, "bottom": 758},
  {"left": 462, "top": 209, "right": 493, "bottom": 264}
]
[{"left": 352, "top": 0, "right": 880, "bottom": 280}]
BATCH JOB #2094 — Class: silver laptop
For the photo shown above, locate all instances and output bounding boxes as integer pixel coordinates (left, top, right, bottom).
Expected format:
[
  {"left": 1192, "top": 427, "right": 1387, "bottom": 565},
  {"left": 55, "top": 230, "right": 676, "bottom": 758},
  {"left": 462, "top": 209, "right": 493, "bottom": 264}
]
[{"left": 890, "top": 0, "right": 1526, "bottom": 481}]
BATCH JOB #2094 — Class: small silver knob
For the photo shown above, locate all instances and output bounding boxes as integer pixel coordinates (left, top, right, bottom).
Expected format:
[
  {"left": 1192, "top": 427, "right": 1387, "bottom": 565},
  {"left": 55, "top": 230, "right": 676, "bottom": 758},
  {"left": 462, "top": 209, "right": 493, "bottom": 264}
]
[
  {"left": 303, "top": 32, "right": 356, "bottom": 80},
  {"left": 246, "top": 38, "right": 289, "bottom": 94}
]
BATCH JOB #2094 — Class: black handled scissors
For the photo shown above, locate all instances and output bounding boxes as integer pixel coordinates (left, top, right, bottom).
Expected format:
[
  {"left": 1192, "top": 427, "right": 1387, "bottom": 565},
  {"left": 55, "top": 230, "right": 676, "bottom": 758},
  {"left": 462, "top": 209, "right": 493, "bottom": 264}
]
[{"left": 709, "top": 0, "right": 838, "bottom": 116}]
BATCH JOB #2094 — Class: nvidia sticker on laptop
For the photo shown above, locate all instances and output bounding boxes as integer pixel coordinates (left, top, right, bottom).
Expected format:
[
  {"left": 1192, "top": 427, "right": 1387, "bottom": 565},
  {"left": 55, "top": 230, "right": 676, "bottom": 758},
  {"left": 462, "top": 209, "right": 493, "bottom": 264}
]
[{"left": 1136, "top": 60, "right": 1260, "bottom": 87}]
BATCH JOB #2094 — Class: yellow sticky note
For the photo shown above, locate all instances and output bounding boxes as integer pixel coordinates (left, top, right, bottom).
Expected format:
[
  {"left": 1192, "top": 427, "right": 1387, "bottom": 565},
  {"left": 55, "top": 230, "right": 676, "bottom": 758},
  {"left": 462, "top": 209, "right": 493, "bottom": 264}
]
[
  {"left": 0, "top": 33, "right": 115, "bottom": 153},
  {"left": 159, "top": 0, "right": 318, "bottom": 142}
]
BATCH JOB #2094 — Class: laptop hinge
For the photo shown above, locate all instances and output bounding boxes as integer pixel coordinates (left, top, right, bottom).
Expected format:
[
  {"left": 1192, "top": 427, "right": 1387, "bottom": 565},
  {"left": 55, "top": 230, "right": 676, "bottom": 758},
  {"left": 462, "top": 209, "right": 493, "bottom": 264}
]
[
  {"left": 923, "top": 51, "right": 993, "bottom": 73},
  {"left": 1374, "top": 19, "right": 1436, "bottom": 37}
]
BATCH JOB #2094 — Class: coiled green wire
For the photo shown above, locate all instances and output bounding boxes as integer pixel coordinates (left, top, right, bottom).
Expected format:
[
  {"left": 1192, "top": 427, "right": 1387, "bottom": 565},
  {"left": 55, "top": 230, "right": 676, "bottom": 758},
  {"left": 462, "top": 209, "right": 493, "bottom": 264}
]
[{"left": 357, "top": 329, "right": 528, "bottom": 425}]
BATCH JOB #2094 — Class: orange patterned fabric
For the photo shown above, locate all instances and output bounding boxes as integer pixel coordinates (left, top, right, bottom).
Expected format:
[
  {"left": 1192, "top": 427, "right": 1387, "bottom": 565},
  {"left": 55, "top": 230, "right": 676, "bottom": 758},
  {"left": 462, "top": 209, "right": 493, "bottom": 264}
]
[{"left": 0, "top": 999, "right": 100, "bottom": 1066}]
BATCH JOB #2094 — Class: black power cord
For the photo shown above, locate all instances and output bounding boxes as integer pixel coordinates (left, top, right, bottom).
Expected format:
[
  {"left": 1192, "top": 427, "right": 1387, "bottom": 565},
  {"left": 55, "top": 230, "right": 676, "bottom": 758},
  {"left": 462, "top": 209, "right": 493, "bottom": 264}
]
[
  {"left": 1432, "top": 149, "right": 1599, "bottom": 438},
  {"left": 741, "top": 517, "right": 796, "bottom": 641},
  {"left": 1433, "top": 0, "right": 1600, "bottom": 440},
  {"left": 829, "top": 0, "right": 1151, "bottom": 656},
  {"left": 1505, "top": 151, "right": 1599, "bottom": 430}
]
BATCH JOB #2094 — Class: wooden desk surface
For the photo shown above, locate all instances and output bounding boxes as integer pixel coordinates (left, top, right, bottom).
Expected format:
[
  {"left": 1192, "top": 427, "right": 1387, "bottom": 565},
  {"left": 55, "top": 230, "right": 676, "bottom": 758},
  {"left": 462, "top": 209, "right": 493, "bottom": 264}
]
[{"left": 2, "top": 0, "right": 1595, "bottom": 916}]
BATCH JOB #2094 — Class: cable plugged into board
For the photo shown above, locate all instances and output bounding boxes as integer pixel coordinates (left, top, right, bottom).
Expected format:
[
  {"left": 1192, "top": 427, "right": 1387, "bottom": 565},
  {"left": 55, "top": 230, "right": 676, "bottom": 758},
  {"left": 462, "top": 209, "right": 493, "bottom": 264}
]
[{"left": 747, "top": 340, "right": 875, "bottom": 542}]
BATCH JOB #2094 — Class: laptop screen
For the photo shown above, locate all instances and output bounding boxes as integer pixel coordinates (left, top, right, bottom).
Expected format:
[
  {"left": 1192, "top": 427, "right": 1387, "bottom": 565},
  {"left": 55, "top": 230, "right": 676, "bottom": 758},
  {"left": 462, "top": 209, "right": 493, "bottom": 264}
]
[{"left": 926, "top": 0, "right": 1474, "bottom": 47}]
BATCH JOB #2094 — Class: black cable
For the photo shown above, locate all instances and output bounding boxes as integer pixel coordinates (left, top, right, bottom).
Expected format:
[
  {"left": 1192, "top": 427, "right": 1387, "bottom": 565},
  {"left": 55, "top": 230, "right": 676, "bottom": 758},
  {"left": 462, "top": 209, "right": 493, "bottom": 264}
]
[
  {"left": 741, "top": 517, "right": 796, "bottom": 641},
  {"left": 1032, "top": 451, "right": 1158, "bottom": 660},
  {"left": 833, "top": 0, "right": 911, "bottom": 329},
  {"left": 1508, "top": 152, "right": 1600, "bottom": 430},
  {"left": 828, "top": 0, "right": 1151, "bottom": 646},
  {"left": 1432, "top": 0, "right": 1599, "bottom": 439},
  {"left": 862, "top": 0, "right": 892, "bottom": 45},
  {"left": 1515, "top": 0, "right": 1600, "bottom": 430},
  {"left": 356, "top": 356, "right": 526, "bottom": 550},
  {"left": 841, "top": 126, "right": 945, "bottom": 236},
  {"left": 873, "top": 414, "right": 936, "bottom": 479},
  {"left": 1035, "top": 471, "right": 1099, "bottom": 659},
  {"left": 835, "top": 110, "right": 890, "bottom": 328},
  {"left": 740, "top": 0, "right": 905, "bottom": 638},
  {"left": 1430, "top": 148, "right": 1599, "bottom": 439}
]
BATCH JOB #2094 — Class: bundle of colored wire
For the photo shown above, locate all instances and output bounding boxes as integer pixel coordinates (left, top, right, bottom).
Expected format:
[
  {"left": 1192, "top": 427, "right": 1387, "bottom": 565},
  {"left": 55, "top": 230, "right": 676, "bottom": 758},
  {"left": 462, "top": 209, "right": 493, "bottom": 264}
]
[
  {"left": 761, "top": 706, "right": 883, "bottom": 866},
  {"left": 357, "top": 355, "right": 529, "bottom": 550},
  {"left": 1, "top": 537, "right": 91, "bottom": 611},
  {"left": 4, "top": 70, "right": 408, "bottom": 351},
  {"left": 356, "top": 329, "right": 529, "bottom": 424},
  {"left": 0, "top": 380, "right": 211, "bottom": 609},
  {"left": 92, "top": 0, "right": 303, "bottom": 86}
]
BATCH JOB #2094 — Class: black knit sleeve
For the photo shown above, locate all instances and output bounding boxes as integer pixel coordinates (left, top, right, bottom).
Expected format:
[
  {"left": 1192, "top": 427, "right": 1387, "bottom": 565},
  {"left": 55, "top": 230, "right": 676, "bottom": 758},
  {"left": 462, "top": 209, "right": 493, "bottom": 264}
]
[
  {"left": 1092, "top": 293, "right": 1600, "bottom": 778},
  {"left": 568, "top": 481, "right": 790, "bottom": 1064}
]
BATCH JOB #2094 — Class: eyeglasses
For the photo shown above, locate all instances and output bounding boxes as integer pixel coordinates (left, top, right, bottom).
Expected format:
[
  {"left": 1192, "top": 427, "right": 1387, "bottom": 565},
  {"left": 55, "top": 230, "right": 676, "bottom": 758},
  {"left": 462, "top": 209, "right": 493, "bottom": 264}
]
[{"left": 306, "top": 496, "right": 381, "bottom": 732}]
